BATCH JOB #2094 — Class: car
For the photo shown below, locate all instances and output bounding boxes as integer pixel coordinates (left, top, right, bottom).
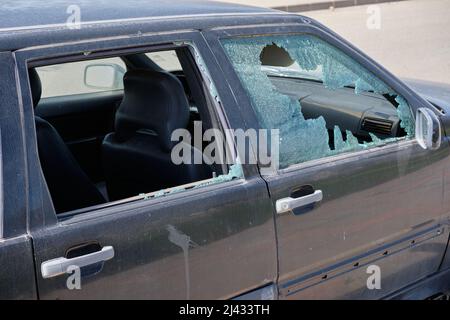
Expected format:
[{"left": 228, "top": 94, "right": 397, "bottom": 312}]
[{"left": 1, "top": 0, "right": 450, "bottom": 300}]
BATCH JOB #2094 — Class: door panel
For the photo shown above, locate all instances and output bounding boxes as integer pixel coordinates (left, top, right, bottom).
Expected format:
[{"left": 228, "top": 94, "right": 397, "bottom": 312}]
[
  {"left": 35, "top": 91, "right": 122, "bottom": 182},
  {"left": 21, "top": 31, "right": 278, "bottom": 299},
  {"left": 0, "top": 236, "right": 37, "bottom": 299},
  {"left": 269, "top": 141, "right": 450, "bottom": 299},
  {"left": 285, "top": 227, "right": 447, "bottom": 299},
  {"left": 32, "top": 178, "right": 277, "bottom": 299}
]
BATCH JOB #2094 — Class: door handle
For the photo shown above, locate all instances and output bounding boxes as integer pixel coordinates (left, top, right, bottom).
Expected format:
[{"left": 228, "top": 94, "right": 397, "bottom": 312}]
[
  {"left": 41, "top": 246, "right": 115, "bottom": 279},
  {"left": 276, "top": 190, "right": 323, "bottom": 214}
]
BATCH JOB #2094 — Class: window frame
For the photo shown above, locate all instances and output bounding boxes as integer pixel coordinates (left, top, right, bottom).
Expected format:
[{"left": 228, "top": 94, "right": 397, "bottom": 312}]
[
  {"left": 0, "top": 52, "right": 28, "bottom": 239},
  {"left": 14, "top": 30, "right": 252, "bottom": 229},
  {"left": 203, "top": 23, "right": 438, "bottom": 175}
]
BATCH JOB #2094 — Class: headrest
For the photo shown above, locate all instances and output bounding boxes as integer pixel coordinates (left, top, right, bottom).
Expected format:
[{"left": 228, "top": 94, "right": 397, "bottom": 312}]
[
  {"left": 115, "top": 69, "right": 190, "bottom": 152},
  {"left": 29, "top": 68, "right": 42, "bottom": 107}
]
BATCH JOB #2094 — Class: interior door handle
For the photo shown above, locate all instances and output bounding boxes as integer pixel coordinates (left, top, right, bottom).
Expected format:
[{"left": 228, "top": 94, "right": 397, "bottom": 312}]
[
  {"left": 41, "top": 246, "right": 115, "bottom": 279},
  {"left": 276, "top": 190, "right": 323, "bottom": 214}
]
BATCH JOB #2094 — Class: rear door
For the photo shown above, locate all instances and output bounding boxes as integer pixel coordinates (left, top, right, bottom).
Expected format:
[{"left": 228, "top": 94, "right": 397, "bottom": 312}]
[
  {"left": 17, "top": 31, "right": 277, "bottom": 299},
  {"left": 209, "top": 24, "right": 450, "bottom": 299}
]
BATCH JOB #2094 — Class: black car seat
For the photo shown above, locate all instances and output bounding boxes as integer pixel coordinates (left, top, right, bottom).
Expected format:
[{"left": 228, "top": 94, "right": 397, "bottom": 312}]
[
  {"left": 29, "top": 68, "right": 106, "bottom": 213},
  {"left": 102, "top": 69, "right": 212, "bottom": 201}
]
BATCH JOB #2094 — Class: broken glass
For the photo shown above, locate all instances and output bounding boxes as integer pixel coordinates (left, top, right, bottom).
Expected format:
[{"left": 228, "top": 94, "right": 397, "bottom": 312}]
[
  {"left": 221, "top": 35, "right": 415, "bottom": 168},
  {"left": 395, "top": 95, "right": 415, "bottom": 137},
  {"left": 147, "top": 163, "right": 244, "bottom": 199}
]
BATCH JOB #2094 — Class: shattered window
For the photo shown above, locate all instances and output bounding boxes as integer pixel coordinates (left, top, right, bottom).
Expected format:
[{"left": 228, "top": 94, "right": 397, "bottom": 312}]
[{"left": 221, "top": 35, "right": 415, "bottom": 169}]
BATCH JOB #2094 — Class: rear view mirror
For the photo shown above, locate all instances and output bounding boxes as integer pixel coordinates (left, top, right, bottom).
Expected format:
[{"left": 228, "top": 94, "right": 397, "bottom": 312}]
[
  {"left": 84, "top": 63, "right": 125, "bottom": 90},
  {"left": 415, "top": 108, "right": 442, "bottom": 150}
]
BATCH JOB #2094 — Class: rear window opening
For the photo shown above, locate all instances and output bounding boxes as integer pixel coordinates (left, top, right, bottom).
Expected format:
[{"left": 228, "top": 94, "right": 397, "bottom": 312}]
[{"left": 29, "top": 46, "right": 239, "bottom": 216}]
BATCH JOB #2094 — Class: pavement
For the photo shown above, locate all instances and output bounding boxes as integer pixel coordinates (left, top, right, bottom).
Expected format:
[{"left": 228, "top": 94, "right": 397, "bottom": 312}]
[
  {"left": 305, "top": 0, "right": 450, "bottom": 85},
  {"left": 214, "top": 0, "right": 450, "bottom": 85},
  {"left": 216, "top": 0, "right": 331, "bottom": 7},
  {"left": 215, "top": 0, "right": 407, "bottom": 11}
]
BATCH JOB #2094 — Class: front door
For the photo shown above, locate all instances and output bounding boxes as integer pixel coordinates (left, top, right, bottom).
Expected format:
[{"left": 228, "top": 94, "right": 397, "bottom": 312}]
[{"left": 218, "top": 28, "right": 450, "bottom": 299}]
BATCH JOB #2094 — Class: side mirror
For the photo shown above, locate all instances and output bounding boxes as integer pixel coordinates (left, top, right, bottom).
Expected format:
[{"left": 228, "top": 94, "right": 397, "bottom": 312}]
[
  {"left": 84, "top": 63, "right": 125, "bottom": 90},
  {"left": 415, "top": 108, "right": 442, "bottom": 150}
]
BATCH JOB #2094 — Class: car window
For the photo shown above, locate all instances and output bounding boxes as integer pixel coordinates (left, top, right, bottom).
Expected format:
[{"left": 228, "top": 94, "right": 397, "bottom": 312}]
[
  {"left": 145, "top": 50, "right": 182, "bottom": 71},
  {"left": 30, "top": 46, "right": 240, "bottom": 215},
  {"left": 221, "top": 35, "right": 415, "bottom": 169},
  {"left": 36, "top": 57, "right": 126, "bottom": 98}
]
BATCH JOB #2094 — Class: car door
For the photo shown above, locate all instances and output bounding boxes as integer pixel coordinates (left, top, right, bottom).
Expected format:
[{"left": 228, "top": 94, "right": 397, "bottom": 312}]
[
  {"left": 208, "top": 23, "right": 450, "bottom": 299},
  {"left": 16, "top": 31, "right": 277, "bottom": 299}
]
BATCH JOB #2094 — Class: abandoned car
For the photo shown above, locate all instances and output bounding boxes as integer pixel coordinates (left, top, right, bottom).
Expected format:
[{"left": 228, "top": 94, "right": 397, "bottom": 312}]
[{"left": 1, "top": 0, "right": 450, "bottom": 300}]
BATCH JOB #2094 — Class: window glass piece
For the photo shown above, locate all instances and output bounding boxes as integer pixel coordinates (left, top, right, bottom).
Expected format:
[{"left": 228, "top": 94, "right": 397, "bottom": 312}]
[
  {"left": 396, "top": 95, "right": 415, "bottom": 137},
  {"left": 334, "top": 126, "right": 362, "bottom": 153},
  {"left": 150, "top": 163, "right": 243, "bottom": 199},
  {"left": 222, "top": 35, "right": 415, "bottom": 168},
  {"left": 194, "top": 163, "right": 244, "bottom": 188}
]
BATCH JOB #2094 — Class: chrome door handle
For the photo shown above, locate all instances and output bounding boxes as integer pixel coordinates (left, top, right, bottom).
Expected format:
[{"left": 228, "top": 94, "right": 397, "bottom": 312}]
[
  {"left": 276, "top": 190, "right": 323, "bottom": 214},
  {"left": 41, "top": 246, "right": 115, "bottom": 279}
]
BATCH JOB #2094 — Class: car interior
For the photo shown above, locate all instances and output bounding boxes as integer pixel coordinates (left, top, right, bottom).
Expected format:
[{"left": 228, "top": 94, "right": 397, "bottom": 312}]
[
  {"left": 268, "top": 76, "right": 406, "bottom": 149},
  {"left": 28, "top": 48, "right": 221, "bottom": 214},
  {"left": 260, "top": 44, "right": 408, "bottom": 150}
]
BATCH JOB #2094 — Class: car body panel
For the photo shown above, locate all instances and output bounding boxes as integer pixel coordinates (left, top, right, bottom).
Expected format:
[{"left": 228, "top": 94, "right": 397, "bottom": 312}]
[
  {"left": 0, "top": 0, "right": 275, "bottom": 30},
  {"left": 268, "top": 142, "right": 450, "bottom": 299},
  {"left": 404, "top": 78, "right": 450, "bottom": 117}
]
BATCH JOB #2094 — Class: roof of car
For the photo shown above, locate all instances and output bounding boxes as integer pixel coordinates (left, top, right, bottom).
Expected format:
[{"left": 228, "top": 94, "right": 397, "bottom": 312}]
[{"left": 0, "top": 0, "right": 277, "bottom": 31}]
